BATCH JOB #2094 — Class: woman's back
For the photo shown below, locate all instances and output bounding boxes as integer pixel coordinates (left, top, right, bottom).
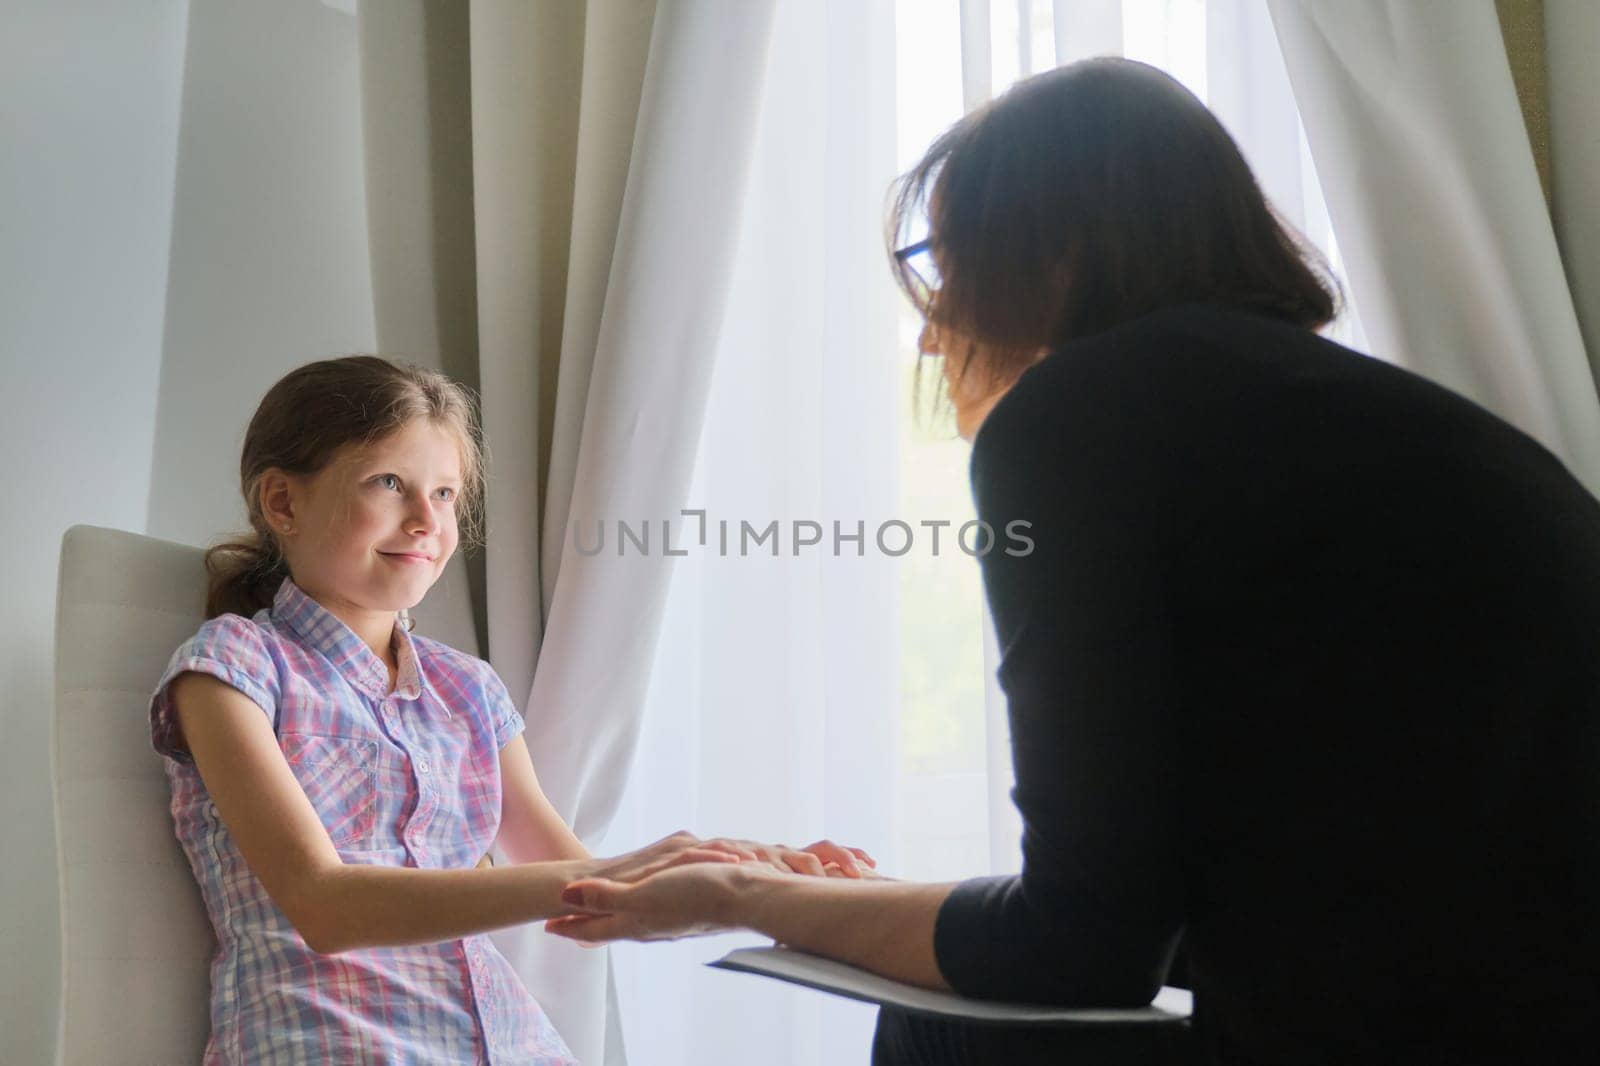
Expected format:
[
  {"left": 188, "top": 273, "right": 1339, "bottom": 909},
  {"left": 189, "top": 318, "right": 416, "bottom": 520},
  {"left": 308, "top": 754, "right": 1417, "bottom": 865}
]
[{"left": 958, "top": 301, "right": 1600, "bottom": 1064}]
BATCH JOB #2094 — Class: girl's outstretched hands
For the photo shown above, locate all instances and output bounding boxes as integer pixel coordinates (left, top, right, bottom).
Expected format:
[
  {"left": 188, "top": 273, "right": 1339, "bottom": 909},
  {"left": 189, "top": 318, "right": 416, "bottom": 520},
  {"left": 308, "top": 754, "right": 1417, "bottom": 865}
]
[
  {"left": 545, "top": 838, "right": 887, "bottom": 947},
  {"left": 678, "top": 837, "right": 880, "bottom": 879},
  {"left": 583, "top": 830, "right": 747, "bottom": 884}
]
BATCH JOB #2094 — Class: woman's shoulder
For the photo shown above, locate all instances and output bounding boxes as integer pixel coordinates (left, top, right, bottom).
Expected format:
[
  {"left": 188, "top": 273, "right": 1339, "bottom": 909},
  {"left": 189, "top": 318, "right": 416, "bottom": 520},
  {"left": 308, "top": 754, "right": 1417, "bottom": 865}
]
[
  {"left": 971, "top": 303, "right": 1288, "bottom": 501},
  {"left": 1036, "top": 301, "right": 1315, "bottom": 381},
  {"left": 987, "top": 302, "right": 1332, "bottom": 441}
]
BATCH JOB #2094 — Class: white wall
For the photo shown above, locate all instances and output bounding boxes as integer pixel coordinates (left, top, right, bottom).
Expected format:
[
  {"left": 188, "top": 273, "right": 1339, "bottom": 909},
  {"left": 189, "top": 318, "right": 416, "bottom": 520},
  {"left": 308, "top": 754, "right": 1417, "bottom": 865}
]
[
  {"left": 0, "top": 3, "right": 190, "bottom": 1062},
  {"left": 144, "top": 0, "right": 481, "bottom": 650},
  {"left": 146, "top": 0, "right": 375, "bottom": 544},
  {"left": 1, "top": 2, "right": 374, "bottom": 1063}
]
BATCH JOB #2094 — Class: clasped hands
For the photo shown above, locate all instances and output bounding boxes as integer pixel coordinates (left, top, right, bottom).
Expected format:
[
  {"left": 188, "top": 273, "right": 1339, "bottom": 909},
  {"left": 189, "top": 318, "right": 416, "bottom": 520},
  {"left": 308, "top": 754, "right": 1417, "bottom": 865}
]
[{"left": 545, "top": 830, "right": 879, "bottom": 945}]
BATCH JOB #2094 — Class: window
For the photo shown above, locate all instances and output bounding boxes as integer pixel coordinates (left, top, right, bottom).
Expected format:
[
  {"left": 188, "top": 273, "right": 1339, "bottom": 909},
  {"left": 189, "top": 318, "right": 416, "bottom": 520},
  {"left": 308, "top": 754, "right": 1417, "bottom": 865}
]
[{"left": 891, "top": 0, "right": 1365, "bottom": 887}]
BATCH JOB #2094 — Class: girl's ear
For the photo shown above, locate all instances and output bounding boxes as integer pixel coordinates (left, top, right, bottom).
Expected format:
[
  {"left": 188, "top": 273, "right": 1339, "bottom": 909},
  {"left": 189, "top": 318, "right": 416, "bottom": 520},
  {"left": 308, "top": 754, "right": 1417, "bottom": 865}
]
[{"left": 258, "top": 469, "right": 297, "bottom": 533}]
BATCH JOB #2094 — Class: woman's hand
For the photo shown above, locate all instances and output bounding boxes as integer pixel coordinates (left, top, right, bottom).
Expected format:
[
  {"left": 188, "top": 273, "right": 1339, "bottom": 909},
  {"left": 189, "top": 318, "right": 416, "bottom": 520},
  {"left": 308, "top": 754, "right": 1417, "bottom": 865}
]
[
  {"left": 545, "top": 860, "right": 784, "bottom": 944},
  {"left": 581, "top": 831, "right": 745, "bottom": 885},
  {"left": 547, "top": 859, "right": 949, "bottom": 991}
]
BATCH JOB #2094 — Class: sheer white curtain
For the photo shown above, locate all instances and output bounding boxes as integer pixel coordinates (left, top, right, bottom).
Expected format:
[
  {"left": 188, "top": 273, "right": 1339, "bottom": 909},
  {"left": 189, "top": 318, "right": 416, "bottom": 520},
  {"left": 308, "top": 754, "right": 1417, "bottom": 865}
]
[
  {"left": 607, "top": 3, "right": 1369, "bottom": 1065},
  {"left": 360, "top": 2, "right": 777, "bottom": 1062},
  {"left": 604, "top": 2, "right": 900, "bottom": 1063},
  {"left": 364, "top": 4, "right": 1375, "bottom": 1064},
  {"left": 608, "top": 5, "right": 1600, "bottom": 1062},
  {"left": 1267, "top": 0, "right": 1600, "bottom": 495}
]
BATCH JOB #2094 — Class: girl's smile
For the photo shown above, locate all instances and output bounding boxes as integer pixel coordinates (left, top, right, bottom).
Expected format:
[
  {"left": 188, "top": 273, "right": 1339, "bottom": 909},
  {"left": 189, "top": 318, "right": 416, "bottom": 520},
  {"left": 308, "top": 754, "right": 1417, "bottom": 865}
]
[
  {"left": 379, "top": 551, "right": 436, "bottom": 565},
  {"left": 260, "top": 417, "right": 465, "bottom": 661}
]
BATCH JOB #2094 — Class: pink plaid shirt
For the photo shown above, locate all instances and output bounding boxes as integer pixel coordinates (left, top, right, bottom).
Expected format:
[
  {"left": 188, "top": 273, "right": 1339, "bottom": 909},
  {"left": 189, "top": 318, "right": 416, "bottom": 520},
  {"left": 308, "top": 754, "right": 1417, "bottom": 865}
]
[{"left": 150, "top": 577, "right": 576, "bottom": 1065}]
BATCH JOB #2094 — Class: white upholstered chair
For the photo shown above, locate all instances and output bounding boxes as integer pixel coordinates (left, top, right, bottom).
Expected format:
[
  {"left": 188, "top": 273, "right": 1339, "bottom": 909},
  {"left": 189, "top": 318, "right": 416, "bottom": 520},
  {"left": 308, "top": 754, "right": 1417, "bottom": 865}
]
[{"left": 50, "top": 524, "right": 479, "bottom": 1065}]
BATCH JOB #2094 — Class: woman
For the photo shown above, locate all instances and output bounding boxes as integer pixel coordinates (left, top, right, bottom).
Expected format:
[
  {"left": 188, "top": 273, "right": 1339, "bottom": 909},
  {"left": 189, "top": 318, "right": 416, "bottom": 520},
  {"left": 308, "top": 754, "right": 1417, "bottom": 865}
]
[{"left": 546, "top": 59, "right": 1600, "bottom": 1065}]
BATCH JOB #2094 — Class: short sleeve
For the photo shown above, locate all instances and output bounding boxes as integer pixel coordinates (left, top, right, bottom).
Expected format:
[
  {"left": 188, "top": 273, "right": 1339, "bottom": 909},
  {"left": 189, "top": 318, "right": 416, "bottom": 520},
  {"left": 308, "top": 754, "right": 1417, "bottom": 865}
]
[
  {"left": 150, "top": 614, "right": 281, "bottom": 764},
  {"left": 481, "top": 665, "right": 526, "bottom": 749}
]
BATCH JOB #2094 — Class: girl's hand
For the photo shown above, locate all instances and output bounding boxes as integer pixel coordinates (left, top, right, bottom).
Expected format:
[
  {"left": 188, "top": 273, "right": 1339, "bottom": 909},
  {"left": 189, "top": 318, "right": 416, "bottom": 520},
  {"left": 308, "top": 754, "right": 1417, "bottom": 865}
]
[
  {"left": 546, "top": 861, "right": 784, "bottom": 945},
  {"left": 583, "top": 831, "right": 745, "bottom": 885},
  {"left": 688, "top": 837, "right": 879, "bottom": 879}
]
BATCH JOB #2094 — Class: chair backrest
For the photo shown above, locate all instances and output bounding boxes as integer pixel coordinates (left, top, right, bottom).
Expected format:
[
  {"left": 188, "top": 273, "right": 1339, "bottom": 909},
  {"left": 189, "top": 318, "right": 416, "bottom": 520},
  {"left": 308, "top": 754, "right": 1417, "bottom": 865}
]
[{"left": 51, "top": 524, "right": 482, "bottom": 1065}]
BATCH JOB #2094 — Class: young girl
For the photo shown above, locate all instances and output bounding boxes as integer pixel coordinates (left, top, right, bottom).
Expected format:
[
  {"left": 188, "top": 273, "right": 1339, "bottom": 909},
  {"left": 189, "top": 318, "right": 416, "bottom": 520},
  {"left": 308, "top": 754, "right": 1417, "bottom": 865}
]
[{"left": 149, "top": 356, "right": 868, "bottom": 1064}]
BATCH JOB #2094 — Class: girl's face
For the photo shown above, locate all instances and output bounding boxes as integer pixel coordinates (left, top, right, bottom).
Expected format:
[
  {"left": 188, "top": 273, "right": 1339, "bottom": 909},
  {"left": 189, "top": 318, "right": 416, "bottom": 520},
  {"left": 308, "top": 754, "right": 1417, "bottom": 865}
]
[{"left": 273, "top": 419, "right": 463, "bottom": 618}]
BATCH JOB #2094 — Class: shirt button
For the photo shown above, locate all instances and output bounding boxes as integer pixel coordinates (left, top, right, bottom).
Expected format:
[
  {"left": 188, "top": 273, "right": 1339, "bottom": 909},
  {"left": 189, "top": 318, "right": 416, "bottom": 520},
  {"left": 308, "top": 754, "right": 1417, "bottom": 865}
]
[{"left": 416, "top": 759, "right": 429, "bottom": 773}]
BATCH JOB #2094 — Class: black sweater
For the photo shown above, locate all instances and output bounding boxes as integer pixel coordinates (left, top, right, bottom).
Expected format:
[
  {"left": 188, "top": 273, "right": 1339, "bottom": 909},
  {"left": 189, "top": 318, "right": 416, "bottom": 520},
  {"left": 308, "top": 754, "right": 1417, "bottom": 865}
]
[{"left": 933, "top": 302, "right": 1600, "bottom": 1065}]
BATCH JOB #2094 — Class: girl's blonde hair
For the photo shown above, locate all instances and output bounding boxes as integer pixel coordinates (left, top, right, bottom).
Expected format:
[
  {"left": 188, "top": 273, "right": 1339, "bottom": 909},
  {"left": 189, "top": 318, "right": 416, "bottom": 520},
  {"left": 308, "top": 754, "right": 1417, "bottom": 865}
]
[{"left": 205, "top": 356, "right": 486, "bottom": 620}]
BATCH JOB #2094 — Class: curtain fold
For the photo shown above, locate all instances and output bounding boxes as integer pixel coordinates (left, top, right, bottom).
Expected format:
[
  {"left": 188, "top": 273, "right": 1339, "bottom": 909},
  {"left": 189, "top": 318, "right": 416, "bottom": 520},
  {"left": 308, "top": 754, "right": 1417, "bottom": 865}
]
[
  {"left": 1266, "top": 0, "right": 1600, "bottom": 496},
  {"left": 469, "top": 0, "right": 588, "bottom": 708},
  {"left": 504, "top": 5, "right": 777, "bottom": 1057},
  {"left": 358, "top": 1, "right": 778, "bottom": 1061},
  {"left": 604, "top": 2, "right": 900, "bottom": 1060},
  {"left": 1546, "top": 0, "right": 1600, "bottom": 375}
]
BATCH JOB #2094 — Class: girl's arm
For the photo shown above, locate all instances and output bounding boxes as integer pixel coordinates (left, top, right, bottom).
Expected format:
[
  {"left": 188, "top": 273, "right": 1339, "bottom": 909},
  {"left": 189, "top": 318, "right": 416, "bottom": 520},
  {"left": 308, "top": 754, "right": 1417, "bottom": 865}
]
[
  {"left": 171, "top": 672, "right": 726, "bottom": 954},
  {"left": 495, "top": 734, "right": 590, "bottom": 863}
]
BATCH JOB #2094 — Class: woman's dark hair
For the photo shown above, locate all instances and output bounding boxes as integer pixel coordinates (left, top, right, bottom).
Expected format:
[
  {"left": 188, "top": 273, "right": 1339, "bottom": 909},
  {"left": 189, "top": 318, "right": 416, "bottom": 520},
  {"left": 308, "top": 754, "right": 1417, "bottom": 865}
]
[
  {"left": 205, "top": 356, "right": 486, "bottom": 620},
  {"left": 888, "top": 57, "right": 1341, "bottom": 396}
]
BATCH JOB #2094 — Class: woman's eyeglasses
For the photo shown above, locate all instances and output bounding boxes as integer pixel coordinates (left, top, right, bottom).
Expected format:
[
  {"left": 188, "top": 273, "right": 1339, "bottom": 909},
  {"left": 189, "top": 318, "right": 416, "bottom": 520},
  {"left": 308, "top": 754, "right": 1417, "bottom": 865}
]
[{"left": 893, "top": 237, "right": 940, "bottom": 296}]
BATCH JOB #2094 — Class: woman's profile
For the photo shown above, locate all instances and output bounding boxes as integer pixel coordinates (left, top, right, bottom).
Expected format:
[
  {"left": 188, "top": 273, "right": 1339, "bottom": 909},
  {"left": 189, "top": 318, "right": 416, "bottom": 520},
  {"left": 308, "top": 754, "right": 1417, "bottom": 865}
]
[{"left": 544, "top": 58, "right": 1600, "bottom": 1066}]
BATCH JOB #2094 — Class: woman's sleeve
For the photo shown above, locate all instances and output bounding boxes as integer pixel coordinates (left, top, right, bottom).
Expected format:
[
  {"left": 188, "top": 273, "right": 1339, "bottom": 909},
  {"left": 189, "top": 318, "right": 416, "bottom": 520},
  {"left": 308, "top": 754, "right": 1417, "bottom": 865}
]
[
  {"left": 149, "top": 614, "right": 281, "bottom": 764},
  {"left": 932, "top": 370, "right": 1187, "bottom": 1006}
]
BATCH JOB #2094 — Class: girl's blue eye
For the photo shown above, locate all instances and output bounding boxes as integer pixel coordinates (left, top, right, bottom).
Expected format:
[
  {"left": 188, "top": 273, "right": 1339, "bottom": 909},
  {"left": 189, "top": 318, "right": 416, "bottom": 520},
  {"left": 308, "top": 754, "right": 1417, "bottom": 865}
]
[
  {"left": 436, "top": 487, "right": 457, "bottom": 502},
  {"left": 377, "top": 474, "right": 401, "bottom": 490}
]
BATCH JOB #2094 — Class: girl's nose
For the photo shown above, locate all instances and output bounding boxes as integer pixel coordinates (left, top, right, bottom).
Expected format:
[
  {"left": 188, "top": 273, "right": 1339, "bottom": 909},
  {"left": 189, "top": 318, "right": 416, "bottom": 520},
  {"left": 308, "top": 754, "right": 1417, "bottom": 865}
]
[{"left": 405, "top": 493, "right": 441, "bottom": 536}]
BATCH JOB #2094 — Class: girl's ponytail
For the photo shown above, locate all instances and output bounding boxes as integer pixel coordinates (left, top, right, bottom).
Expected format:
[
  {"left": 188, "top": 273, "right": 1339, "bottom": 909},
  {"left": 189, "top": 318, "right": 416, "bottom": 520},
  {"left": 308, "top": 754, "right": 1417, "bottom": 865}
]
[{"left": 204, "top": 528, "right": 290, "bottom": 620}]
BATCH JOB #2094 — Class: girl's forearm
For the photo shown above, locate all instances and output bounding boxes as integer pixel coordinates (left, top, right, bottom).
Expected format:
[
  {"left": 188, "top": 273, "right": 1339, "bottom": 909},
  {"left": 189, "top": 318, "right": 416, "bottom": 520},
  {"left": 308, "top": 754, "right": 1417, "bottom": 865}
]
[
  {"left": 732, "top": 874, "right": 959, "bottom": 991},
  {"left": 303, "top": 859, "right": 587, "bottom": 954}
]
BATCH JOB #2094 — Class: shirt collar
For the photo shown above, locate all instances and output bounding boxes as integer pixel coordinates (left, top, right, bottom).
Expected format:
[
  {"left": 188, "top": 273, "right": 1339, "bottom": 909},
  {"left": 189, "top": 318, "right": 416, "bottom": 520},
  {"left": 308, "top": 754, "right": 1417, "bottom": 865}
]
[{"left": 271, "top": 578, "right": 424, "bottom": 701}]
